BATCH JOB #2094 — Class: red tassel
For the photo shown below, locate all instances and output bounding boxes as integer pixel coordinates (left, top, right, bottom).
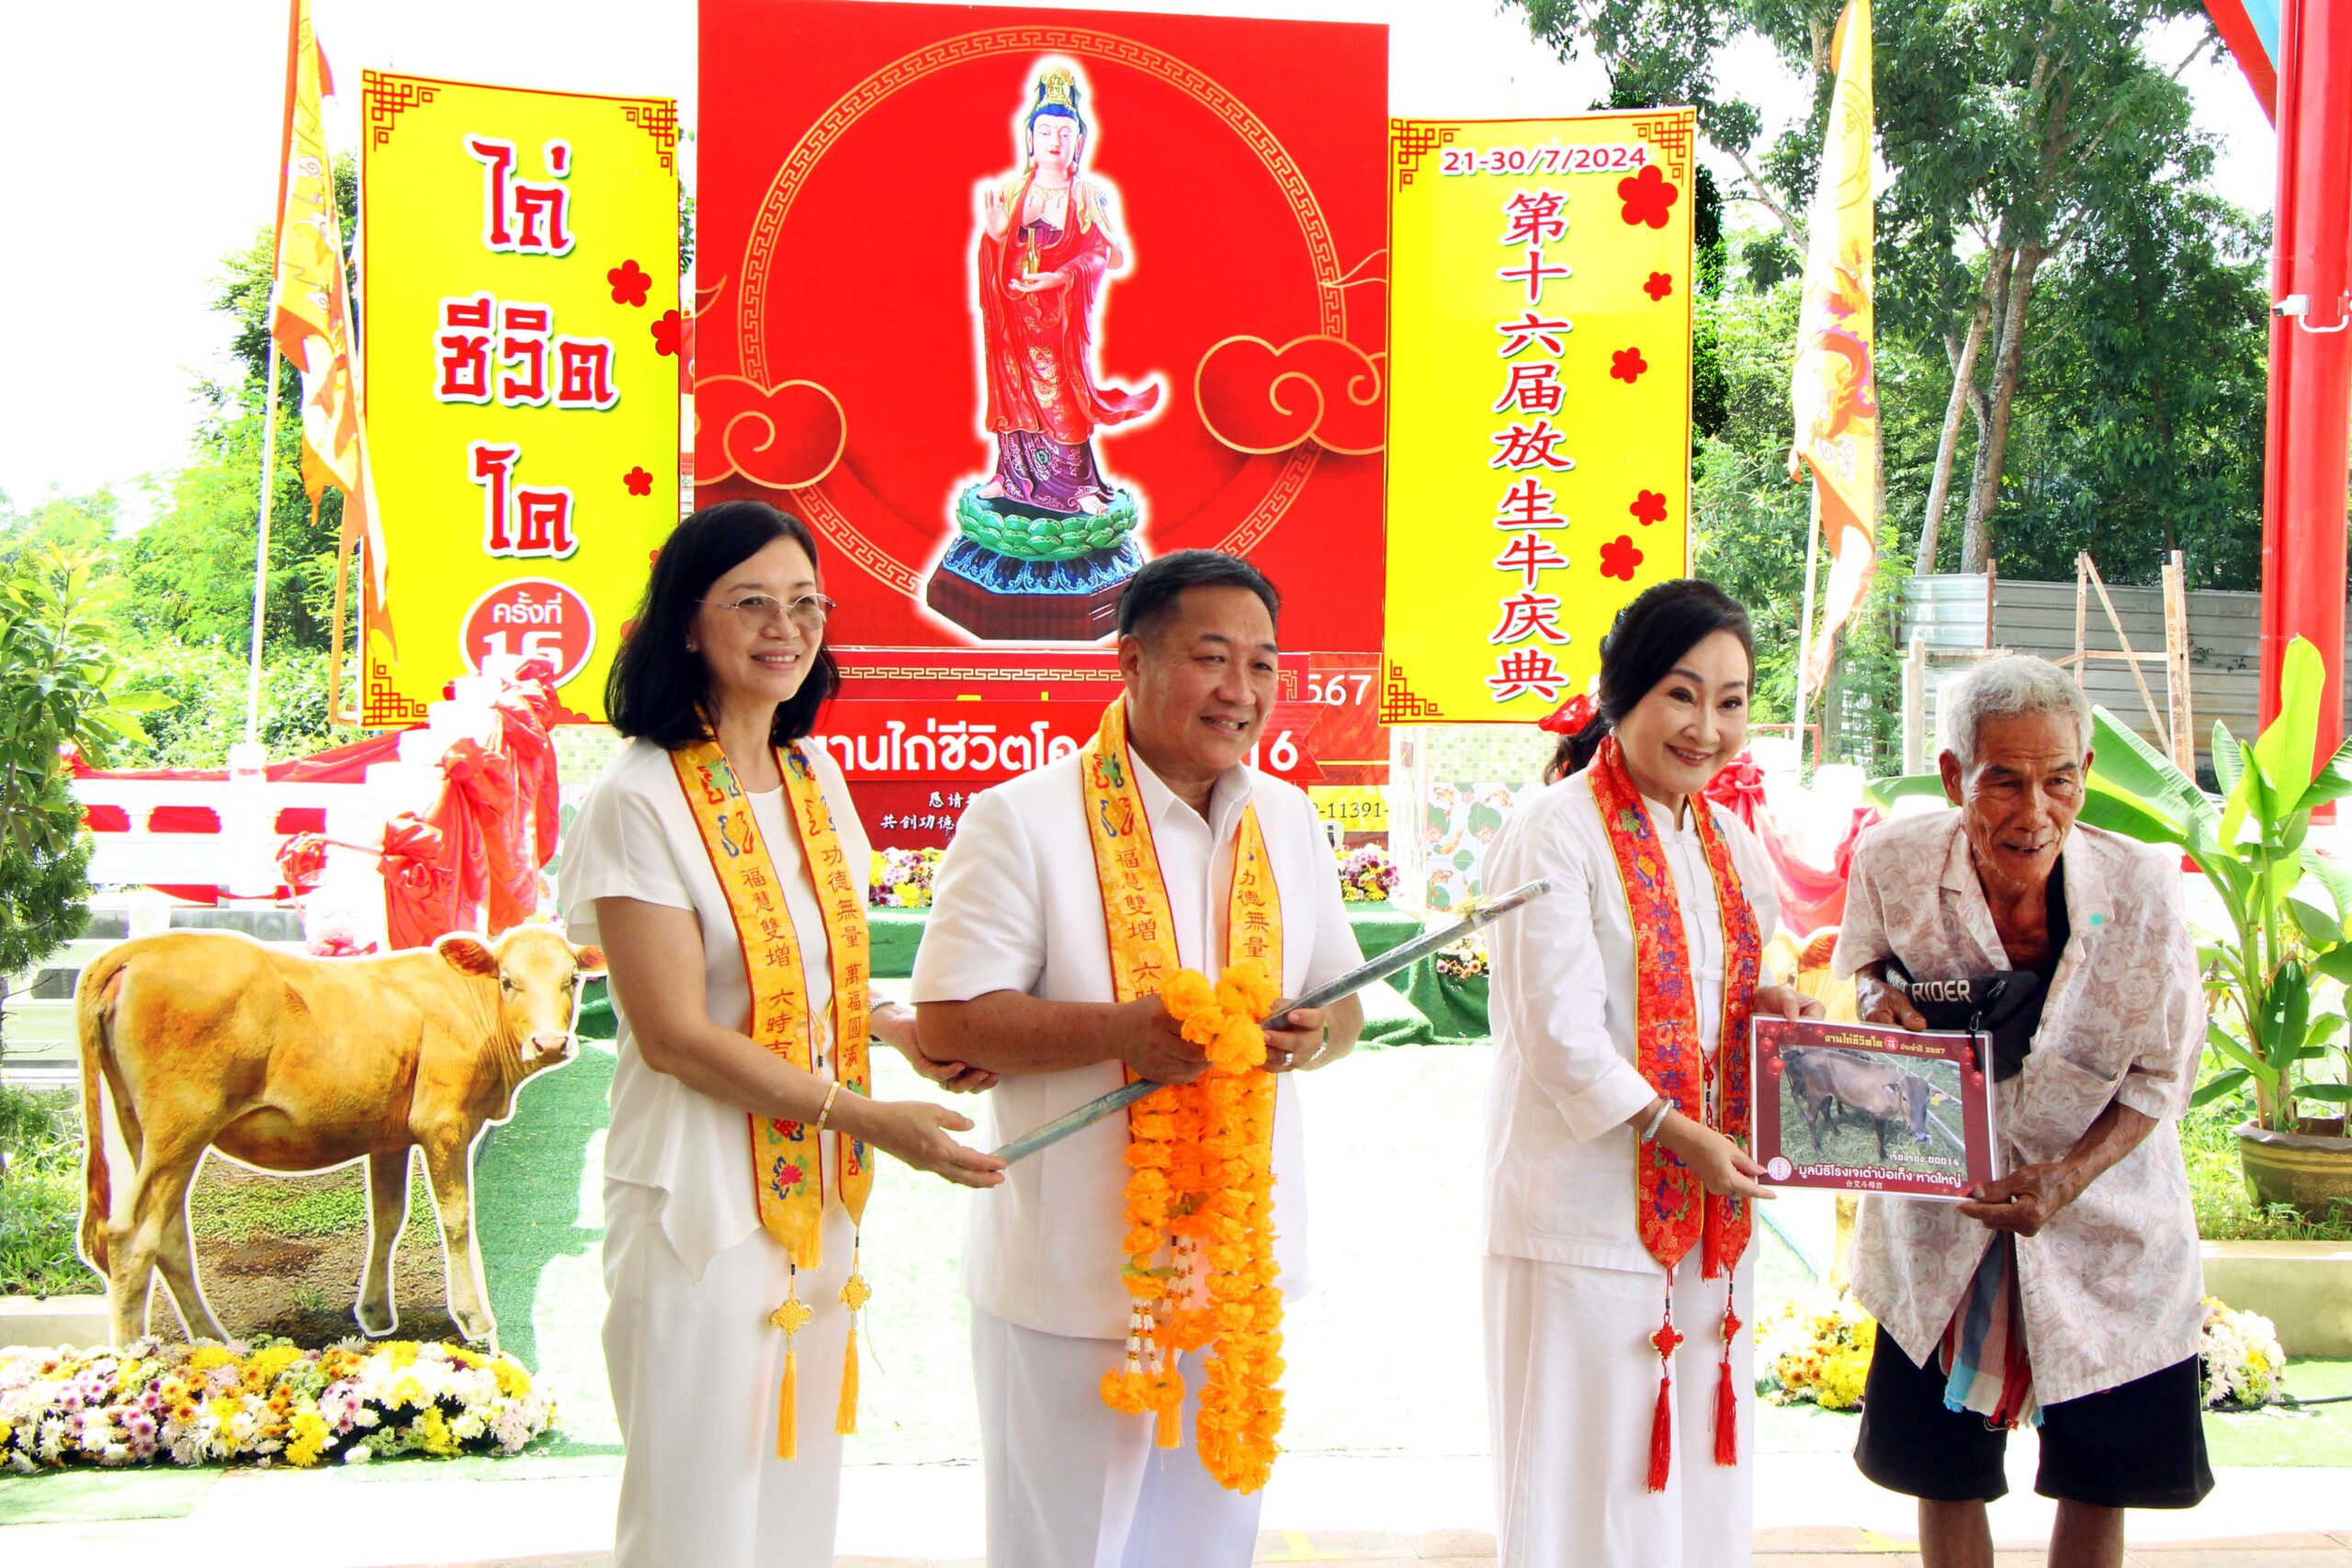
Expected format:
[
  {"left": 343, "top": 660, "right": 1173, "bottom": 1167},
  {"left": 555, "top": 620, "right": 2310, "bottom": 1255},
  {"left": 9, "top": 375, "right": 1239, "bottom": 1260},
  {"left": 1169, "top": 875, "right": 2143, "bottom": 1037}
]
[
  {"left": 1716, "top": 1294, "right": 1743, "bottom": 1466},
  {"left": 1713, "top": 1352, "right": 1739, "bottom": 1466},
  {"left": 1646, "top": 1298, "right": 1684, "bottom": 1492},
  {"left": 1646, "top": 1371, "right": 1674, "bottom": 1492}
]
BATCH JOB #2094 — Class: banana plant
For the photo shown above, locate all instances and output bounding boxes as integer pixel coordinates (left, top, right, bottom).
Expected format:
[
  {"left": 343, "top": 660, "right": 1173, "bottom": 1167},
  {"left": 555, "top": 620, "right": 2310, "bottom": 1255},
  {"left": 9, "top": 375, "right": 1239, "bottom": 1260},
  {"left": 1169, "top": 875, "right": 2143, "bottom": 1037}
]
[{"left": 2075, "top": 637, "right": 2352, "bottom": 1133}]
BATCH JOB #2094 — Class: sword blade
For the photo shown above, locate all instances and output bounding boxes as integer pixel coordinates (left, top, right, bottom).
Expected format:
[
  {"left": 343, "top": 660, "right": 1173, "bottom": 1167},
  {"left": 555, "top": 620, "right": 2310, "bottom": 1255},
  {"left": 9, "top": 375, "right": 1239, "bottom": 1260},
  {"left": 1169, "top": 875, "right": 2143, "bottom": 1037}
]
[{"left": 990, "top": 879, "right": 1553, "bottom": 1163}]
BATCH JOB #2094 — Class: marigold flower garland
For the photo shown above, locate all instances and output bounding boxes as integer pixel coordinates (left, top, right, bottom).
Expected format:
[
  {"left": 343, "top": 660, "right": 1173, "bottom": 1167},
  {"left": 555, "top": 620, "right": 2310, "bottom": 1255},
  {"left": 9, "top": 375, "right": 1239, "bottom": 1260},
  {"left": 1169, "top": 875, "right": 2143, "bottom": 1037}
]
[{"left": 1100, "top": 961, "right": 1286, "bottom": 1493}]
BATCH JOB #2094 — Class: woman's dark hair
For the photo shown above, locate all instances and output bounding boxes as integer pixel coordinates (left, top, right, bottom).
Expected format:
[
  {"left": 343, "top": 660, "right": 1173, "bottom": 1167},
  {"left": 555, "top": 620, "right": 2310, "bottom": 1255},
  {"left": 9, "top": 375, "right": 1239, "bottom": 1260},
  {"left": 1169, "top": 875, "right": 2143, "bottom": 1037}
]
[
  {"left": 1556, "top": 579, "right": 1754, "bottom": 777},
  {"left": 1114, "top": 549, "right": 1282, "bottom": 643},
  {"left": 1544, "top": 729, "right": 1582, "bottom": 787},
  {"left": 605, "top": 500, "right": 841, "bottom": 750}
]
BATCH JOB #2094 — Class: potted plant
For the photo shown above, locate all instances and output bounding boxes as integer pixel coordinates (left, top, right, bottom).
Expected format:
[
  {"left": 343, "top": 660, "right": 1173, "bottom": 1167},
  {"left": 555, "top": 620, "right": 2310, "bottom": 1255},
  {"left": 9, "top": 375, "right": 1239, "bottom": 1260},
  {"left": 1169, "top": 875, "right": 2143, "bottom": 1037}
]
[{"left": 2078, "top": 637, "right": 2352, "bottom": 1219}]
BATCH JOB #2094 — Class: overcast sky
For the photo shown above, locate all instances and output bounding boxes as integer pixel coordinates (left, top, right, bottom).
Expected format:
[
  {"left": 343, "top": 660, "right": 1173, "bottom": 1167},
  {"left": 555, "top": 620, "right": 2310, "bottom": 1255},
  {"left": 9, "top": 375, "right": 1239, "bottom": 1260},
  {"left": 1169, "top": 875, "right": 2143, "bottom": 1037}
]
[{"left": 0, "top": 0, "right": 2271, "bottom": 514}]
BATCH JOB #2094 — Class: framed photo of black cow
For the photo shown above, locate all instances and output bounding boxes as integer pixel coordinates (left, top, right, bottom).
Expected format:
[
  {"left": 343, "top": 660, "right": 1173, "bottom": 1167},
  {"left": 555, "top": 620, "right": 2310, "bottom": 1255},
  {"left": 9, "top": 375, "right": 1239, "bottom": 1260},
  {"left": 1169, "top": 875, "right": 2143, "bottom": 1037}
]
[{"left": 1749, "top": 1017, "right": 1996, "bottom": 1201}]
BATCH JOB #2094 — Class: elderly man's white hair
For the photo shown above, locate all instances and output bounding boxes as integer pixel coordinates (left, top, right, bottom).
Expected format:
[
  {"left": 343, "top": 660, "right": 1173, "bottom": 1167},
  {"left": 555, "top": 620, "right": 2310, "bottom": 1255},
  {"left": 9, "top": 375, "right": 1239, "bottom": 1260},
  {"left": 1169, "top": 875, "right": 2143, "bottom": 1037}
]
[{"left": 1939, "top": 654, "right": 2093, "bottom": 767}]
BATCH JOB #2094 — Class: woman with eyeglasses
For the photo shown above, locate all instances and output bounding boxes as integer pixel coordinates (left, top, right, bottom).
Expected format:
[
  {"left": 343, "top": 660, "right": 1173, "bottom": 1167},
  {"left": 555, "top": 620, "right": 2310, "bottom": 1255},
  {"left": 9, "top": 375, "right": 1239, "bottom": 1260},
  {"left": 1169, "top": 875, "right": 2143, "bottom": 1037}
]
[{"left": 559, "top": 501, "right": 1005, "bottom": 1568}]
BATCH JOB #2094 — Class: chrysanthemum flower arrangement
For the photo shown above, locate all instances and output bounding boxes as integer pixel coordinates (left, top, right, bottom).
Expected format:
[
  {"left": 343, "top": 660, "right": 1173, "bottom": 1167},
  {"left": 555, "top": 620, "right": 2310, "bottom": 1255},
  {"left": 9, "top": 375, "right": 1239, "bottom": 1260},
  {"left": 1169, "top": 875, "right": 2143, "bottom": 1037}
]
[
  {"left": 0, "top": 1337, "right": 554, "bottom": 1472},
  {"left": 865, "top": 846, "right": 946, "bottom": 909},
  {"left": 1753, "top": 1291, "right": 1877, "bottom": 1411},
  {"left": 1433, "top": 931, "right": 1489, "bottom": 980},
  {"left": 1335, "top": 843, "right": 1399, "bottom": 903},
  {"left": 1102, "top": 962, "right": 1286, "bottom": 1494},
  {"left": 2199, "top": 1296, "right": 2287, "bottom": 1409}
]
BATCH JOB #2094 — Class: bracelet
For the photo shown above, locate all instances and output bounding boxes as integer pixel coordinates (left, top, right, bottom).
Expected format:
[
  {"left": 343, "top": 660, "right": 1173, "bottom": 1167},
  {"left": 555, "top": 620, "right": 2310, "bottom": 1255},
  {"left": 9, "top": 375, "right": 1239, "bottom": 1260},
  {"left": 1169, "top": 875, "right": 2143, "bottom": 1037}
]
[
  {"left": 1637, "top": 1100, "right": 1674, "bottom": 1144},
  {"left": 815, "top": 1081, "right": 842, "bottom": 1134}
]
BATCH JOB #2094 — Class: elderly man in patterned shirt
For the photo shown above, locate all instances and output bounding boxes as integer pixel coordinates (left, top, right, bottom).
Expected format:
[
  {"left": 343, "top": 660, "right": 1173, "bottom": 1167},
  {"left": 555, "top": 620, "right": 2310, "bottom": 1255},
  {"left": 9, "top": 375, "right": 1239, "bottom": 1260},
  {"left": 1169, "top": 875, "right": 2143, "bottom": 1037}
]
[{"left": 1834, "top": 655, "right": 2210, "bottom": 1568}]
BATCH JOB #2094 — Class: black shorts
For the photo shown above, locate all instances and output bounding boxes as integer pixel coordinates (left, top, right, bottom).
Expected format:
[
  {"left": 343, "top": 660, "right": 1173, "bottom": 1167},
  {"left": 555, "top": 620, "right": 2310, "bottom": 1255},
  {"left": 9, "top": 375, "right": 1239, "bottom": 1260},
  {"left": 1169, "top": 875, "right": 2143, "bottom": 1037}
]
[{"left": 1853, "top": 1334, "right": 2214, "bottom": 1509}]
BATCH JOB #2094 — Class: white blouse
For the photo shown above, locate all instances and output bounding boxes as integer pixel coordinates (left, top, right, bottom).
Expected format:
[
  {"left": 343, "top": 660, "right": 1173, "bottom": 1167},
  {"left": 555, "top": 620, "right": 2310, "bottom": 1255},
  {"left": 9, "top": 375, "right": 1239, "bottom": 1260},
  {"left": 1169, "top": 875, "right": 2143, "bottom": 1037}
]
[
  {"left": 1479, "top": 769, "right": 1781, "bottom": 1273},
  {"left": 557, "top": 737, "right": 870, "bottom": 1280}
]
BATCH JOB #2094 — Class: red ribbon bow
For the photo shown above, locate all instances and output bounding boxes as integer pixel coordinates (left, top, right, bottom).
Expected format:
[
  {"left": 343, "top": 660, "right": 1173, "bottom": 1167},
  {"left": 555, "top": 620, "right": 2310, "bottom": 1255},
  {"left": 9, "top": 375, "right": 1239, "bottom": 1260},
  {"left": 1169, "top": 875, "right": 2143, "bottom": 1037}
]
[{"left": 1538, "top": 693, "right": 1598, "bottom": 736}]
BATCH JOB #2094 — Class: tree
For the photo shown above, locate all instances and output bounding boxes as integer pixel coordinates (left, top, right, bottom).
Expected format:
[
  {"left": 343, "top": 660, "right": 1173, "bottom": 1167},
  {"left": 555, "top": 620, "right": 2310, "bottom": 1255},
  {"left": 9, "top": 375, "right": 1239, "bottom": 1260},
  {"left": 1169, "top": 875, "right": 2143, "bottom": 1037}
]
[
  {"left": 119, "top": 155, "right": 358, "bottom": 659},
  {"left": 1877, "top": 0, "right": 2222, "bottom": 572},
  {"left": 0, "top": 490, "right": 120, "bottom": 575},
  {"left": 0, "top": 548, "right": 166, "bottom": 1048},
  {"left": 1969, "top": 185, "right": 2268, "bottom": 585}
]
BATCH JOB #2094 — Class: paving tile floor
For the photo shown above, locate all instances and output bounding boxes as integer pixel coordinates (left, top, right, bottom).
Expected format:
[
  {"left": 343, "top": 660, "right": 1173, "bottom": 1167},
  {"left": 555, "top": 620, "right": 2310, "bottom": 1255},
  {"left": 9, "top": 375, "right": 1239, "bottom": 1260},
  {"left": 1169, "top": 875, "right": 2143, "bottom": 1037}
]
[
  {"left": 6, "top": 1451, "right": 2348, "bottom": 1568},
  {"left": 356, "top": 1530, "right": 2352, "bottom": 1567}
]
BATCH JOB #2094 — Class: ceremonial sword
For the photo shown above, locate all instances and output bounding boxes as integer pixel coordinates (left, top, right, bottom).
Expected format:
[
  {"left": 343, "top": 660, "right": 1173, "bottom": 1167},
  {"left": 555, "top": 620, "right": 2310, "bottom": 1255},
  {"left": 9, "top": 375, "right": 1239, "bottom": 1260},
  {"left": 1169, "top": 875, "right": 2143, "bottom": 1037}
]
[{"left": 990, "top": 878, "right": 1555, "bottom": 1163}]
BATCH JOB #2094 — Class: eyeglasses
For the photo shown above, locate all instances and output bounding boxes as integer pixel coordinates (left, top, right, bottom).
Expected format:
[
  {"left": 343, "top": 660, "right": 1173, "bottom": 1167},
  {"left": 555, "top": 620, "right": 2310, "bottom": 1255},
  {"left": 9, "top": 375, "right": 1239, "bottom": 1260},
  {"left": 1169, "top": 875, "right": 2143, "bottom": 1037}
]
[{"left": 698, "top": 592, "right": 836, "bottom": 631}]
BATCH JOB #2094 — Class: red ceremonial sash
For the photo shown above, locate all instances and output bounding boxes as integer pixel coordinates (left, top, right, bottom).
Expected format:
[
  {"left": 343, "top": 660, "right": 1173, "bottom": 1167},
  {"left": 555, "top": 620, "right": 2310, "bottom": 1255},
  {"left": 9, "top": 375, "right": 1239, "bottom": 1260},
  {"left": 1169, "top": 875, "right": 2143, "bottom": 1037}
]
[{"left": 1586, "top": 735, "right": 1762, "bottom": 1486}]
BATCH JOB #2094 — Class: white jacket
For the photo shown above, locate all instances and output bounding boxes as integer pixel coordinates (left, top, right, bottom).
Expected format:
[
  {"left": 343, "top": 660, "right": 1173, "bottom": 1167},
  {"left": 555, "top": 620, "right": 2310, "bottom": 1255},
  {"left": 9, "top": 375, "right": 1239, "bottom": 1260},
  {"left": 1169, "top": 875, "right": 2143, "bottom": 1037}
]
[{"left": 1480, "top": 769, "right": 1781, "bottom": 1273}]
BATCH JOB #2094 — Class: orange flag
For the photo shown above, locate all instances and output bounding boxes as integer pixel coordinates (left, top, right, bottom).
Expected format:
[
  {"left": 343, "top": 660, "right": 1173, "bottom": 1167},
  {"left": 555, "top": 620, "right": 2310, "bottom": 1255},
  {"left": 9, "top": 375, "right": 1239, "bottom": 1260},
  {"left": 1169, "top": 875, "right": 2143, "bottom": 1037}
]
[
  {"left": 1789, "top": 0, "right": 1878, "bottom": 702},
  {"left": 271, "top": 0, "right": 361, "bottom": 520}
]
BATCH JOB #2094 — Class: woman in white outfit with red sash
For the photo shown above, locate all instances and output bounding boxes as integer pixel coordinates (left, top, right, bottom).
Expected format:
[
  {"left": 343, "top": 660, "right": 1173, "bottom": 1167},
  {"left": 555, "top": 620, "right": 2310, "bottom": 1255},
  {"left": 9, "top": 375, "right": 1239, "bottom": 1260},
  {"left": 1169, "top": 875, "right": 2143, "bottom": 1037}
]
[
  {"left": 1481, "top": 580, "right": 1820, "bottom": 1568},
  {"left": 559, "top": 501, "right": 1005, "bottom": 1568}
]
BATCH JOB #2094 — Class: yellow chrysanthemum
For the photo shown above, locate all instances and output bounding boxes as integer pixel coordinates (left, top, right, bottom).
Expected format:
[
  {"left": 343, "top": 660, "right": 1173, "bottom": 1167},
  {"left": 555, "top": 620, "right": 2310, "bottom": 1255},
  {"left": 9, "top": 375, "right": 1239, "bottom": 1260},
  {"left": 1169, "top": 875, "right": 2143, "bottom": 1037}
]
[{"left": 492, "top": 1359, "right": 533, "bottom": 1400}]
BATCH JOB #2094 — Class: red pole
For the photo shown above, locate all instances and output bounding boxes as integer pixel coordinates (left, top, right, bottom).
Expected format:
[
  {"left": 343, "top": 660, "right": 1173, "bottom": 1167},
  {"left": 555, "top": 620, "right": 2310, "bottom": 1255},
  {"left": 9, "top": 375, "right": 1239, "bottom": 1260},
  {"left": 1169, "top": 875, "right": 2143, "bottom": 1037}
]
[{"left": 2257, "top": 0, "right": 2352, "bottom": 767}]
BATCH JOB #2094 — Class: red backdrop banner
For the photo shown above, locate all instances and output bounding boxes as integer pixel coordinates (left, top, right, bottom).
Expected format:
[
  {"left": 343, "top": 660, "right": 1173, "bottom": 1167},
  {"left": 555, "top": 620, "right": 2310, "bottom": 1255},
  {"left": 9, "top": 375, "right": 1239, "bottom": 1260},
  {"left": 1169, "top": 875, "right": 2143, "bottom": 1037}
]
[{"left": 695, "top": 0, "right": 1389, "bottom": 688}]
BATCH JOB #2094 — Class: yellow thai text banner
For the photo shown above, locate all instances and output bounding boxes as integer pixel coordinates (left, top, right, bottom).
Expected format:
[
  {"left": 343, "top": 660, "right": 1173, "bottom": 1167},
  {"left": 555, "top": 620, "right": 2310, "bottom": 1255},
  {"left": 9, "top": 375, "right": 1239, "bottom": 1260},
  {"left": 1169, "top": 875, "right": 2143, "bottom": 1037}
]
[
  {"left": 360, "top": 73, "right": 681, "bottom": 726},
  {"left": 1382, "top": 112, "right": 1696, "bottom": 725}
]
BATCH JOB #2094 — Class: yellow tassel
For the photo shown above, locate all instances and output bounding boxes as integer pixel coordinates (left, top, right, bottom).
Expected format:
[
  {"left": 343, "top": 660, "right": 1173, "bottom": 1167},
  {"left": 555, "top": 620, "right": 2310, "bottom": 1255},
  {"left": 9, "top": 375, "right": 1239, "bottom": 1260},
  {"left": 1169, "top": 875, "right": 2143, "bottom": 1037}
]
[
  {"left": 776, "top": 1347, "right": 799, "bottom": 1461},
  {"left": 1155, "top": 1393, "right": 1182, "bottom": 1450},
  {"left": 837, "top": 1252, "right": 872, "bottom": 1438},
  {"left": 836, "top": 1324, "right": 861, "bottom": 1436}
]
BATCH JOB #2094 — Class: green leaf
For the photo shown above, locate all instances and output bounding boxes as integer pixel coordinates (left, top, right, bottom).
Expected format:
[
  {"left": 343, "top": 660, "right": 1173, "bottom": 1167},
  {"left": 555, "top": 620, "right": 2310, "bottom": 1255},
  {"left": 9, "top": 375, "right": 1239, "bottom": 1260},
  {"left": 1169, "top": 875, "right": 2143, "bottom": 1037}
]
[
  {"left": 2293, "top": 1083, "right": 2352, "bottom": 1104},
  {"left": 103, "top": 690, "right": 175, "bottom": 715},
  {"left": 2291, "top": 897, "right": 2346, "bottom": 949},
  {"left": 2213, "top": 720, "right": 2244, "bottom": 795},
  {"left": 2190, "top": 1068, "right": 2252, "bottom": 1108},
  {"left": 2256, "top": 638, "right": 2326, "bottom": 802},
  {"left": 2298, "top": 730, "right": 2352, "bottom": 814},
  {"left": 2220, "top": 740, "right": 2262, "bottom": 849},
  {"left": 2262, "top": 959, "right": 2312, "bottom": 1064},
  {"left": 2303, "top": 848, "right": 2352, "bottom": 927},
  {"left": 2209, "top": 1021, "right": 2279, "bottom": 1087},
  {"left": 2314, "top": 944, "right": 2352, "bottom": 987},
  {"left": 2078, "top": 783, "right": 2191, "bottom": 849},
  {"left": 1862, "top": 772, "right": 1949, "bottom": 808},
  {"left": 2086, "top": 706, "right": 2218, "bottom": 851}
]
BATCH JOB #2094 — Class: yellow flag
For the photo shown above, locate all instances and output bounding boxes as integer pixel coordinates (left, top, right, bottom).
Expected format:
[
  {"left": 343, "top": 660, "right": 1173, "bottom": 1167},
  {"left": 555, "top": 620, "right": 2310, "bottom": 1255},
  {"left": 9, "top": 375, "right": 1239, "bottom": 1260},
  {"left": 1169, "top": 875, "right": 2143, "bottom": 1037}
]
[
  {"left": 1789, "top": 0, "right": 1878, "bottom": 701},
  {"left": 270, "top": 0, "right": 361, "bottom": 514}
]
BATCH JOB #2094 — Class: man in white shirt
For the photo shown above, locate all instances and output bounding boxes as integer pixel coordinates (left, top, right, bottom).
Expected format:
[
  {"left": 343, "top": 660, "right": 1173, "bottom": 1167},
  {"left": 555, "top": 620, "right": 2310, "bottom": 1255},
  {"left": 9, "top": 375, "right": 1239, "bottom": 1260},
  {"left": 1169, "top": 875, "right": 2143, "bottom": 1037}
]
[{"left": 914, "top": 550, "right": 1366, "bottom": 1568}]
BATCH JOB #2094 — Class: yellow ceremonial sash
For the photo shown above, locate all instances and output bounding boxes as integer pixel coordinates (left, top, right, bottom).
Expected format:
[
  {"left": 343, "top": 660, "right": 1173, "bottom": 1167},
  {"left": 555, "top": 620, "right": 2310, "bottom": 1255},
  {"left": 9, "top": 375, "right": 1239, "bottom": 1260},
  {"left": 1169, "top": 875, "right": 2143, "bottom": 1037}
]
[
  {"left": 672, "top": 738, "right": 874, "bottom": 1457},
  {"left": 1080, "top": 697, "right": 1282, "bottom": 1010},
  {"left": 1082, "top": 697, "right": 1298, "bottom": 1489}
]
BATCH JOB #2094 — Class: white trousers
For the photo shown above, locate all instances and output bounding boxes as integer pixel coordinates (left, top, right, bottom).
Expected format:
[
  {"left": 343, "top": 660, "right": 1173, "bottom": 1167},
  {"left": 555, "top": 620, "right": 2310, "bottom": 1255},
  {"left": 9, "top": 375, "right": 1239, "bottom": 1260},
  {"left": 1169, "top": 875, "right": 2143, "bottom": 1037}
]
[
  {"left": 971, "top": 1304, "right": 1265, "bottom": 1568},
  {"left": 1484, "top": 1251, "right": 1756, "bottom": 1568},
  {"left": 603, "top": 1179, "right": 855, "bottom": 1568}
]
